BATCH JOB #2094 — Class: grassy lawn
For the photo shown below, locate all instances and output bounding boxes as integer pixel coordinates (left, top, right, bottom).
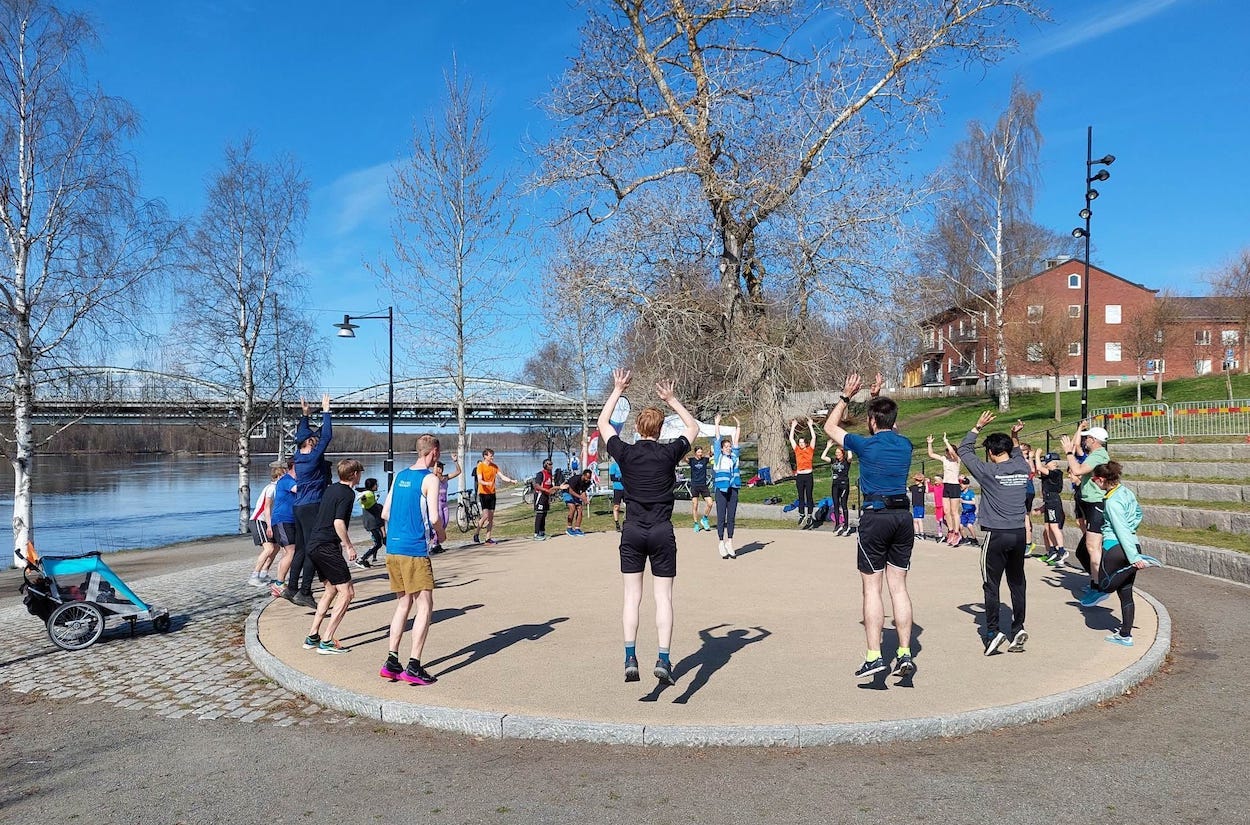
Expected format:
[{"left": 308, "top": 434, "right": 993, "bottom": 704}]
[
  {"left": 1140, "top": 524, "right": 1250, "bottom": 555},
  {"left": 1139, "top": 497, "right": 1250, "bottom": 513}
]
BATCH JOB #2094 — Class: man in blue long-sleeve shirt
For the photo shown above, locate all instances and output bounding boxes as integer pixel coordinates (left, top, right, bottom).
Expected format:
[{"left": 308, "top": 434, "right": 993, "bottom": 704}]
[{"left": 280, "top": 394, "right": 333, "bottom": 607}]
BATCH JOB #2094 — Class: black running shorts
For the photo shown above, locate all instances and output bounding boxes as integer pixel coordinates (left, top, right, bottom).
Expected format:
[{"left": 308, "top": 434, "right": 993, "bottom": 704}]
[
  {"left": 1079, "top": 498, "right": 1105, "bottom": 533},
  {"left": 619, "top": 520, "right": 677, "bottom": 577},
  {"left": 1042, "top": 497, "right": 1065, "bottom": 528},
  {"left": 479, "top": 493, "right": 497, "bottom": 511},
  {"left": 942, "top": 482, "right": 960, "bottom": 499},
  {"left": 691, "top": 485, "right": 711, "bottom": 498},
  {"left": 249, "top": 519, "right": 269, "bottom": 546},
  {"left": 613, "top": 489, "right": 625, "bottom": 505},
  {"left": 273, "top": 522, "right": 297, "bottom": 547},
  {"left": 309, "top": 542, "right": 352, "bottom": 586},
  {"left": 855, "top": 508, "right": 914, "bottom": 574}
]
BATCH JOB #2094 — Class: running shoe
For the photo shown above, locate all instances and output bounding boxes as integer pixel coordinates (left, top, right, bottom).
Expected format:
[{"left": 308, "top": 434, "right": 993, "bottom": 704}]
[
  {"left": 430, "top": 545, "right": 445, "bottom": 554},
  {"left": 247, "top": 573, "right": 263, "bottom": 587},
  {"left": 700, "top": 516, "right": 710, "bottom": 531},
  {"left": 272, "top": 584, "right": 292, "bottom": 600},
  {"left": 302, "top": 634, "right": 320, "bottom": 650},
  {"left": 654, "top": 659, "right": 676, "bottom": 686},
  {"left": 472, "top": 533, "right": 481, "bottom": 544},
  {"left": 718, "top": 541, "right": 730, "bottom": 560},
  {"left": 317, "top": 639, "right": 348, "bottom": 655},
  {"left": 485, "top": 538, "right": 499, "bottom": 545},
  {"left": 854, "top": 658, "right": 888, "bottom": 678},
  {"left": 379, "top": 660, "right": 404, "bottom": 681},
  {"left": 1025, "top": 542, "right": 1037, "bottom": 556},
  {"left": 893, "top": 654, "right": 916, "bottom": 677},
  {"left": 566, "top": 528, "right": 577, "bottom": 537},
  {"left": 1008, "top": 629, "right": 1029, "bottom": 653},
  {"left": 693, "top": 522, "right": 701, "bottom": 532},
  {"left": 357, "top": 558, "right": 373, "bottom": 568},
  {"left": 400, "top": 663, "right": 437, "bottom": 685},
  {"left": 1042, "top": 550, "right": 1058, "bottom": 565},
  {"left": 1052, "top": 549, "right": 1069, "bottom": 567},
  {"left": 533, "top": 533, "right": 547, "bottom": 542},
  {"left": 1079, "top": 587, "right": 1112, "bottom": 607},
  {"left": 624, "top": 655, "right": 640, "bottom": 683},
  {"left": 292, "top": 592, "right": 318, "bottom": 609},
  {"left": 572, "top": 529, "right": 584, "bottom": 536},
  {"left": 726, "top": 543, "right": 737, "bottom": 559},
  {"left": 1105, "top": 633, "right": 1134, "bottom": 647},
  {"left": 984, "top": 631, "right": 1007, "bottom": 656},
  {"left": 615, "top": 522, "right": 621, "bottom": 532}
]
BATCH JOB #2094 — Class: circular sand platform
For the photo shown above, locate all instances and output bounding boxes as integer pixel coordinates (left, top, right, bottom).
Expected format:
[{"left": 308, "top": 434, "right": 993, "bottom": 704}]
[{"left": 248, "top": 528, "right": 1167, "bottom": 746}]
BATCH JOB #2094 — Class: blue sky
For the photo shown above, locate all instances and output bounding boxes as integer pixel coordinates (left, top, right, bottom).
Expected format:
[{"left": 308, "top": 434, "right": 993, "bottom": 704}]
[{"left": 76, "top": 0, "right": 1248, "bottom": 390}]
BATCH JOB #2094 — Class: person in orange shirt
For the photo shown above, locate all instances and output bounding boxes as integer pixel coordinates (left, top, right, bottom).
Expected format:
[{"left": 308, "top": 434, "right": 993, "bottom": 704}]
[
  {"left": 789, "top": 418, "right": 817, "bottom": 528},
  {"left": 474, "top": 448, "right": 517, "bottom": 545}
]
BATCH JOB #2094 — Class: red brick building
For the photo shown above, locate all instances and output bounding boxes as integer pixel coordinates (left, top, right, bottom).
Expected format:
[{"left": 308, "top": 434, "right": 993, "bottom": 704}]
[{"left": 904, "top": 258, "right": 1245, "bottom": 392}]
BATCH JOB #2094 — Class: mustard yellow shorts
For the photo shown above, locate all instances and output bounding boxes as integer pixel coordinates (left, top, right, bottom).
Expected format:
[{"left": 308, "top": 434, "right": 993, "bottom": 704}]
[{"left": 386, "top": 554, "right": 434, "bottom": 594}]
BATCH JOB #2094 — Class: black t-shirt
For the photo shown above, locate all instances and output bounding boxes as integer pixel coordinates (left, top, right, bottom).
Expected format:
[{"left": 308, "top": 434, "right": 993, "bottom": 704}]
[
  {"left": 830, "top": 459, "right": 850, "bottom": 484},
  {"left": 909, "top": 483, "right": 926, "bottom": 507},
  {"left": 567, "top": 474, "right": 591, "bottom": 497},
  {"left": 1040, "top": 468, "right": 1065, "bottom": 498},
  {"left": 607, "top": 434, "right": 690, "bottom": 524},
  {"left": 309, "top": 482, "right": 355, "bottom": 548},
  {"left": 687, "top": 456, "right": 710, "bottom": 487}
]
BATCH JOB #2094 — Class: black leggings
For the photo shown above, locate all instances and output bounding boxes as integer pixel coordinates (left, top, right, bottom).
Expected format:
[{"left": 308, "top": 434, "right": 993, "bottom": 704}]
[
  {"left": 359, "top": 528, "right": 385, "bottom": 563},
  {"left": 715, "top": 487, "right": 739, "bottom": 539},
  {"left": 831, "top": 480, "right": 850, "bottom": 525},
  {"left": 1077, "top": 538, "right": 1138, "bottom": 636},
  {"left": 287, "top": 502, "right": 321, "bottom": 596},
  {"left": 795, "top": 472, "right": 814, "bottom": 515}
]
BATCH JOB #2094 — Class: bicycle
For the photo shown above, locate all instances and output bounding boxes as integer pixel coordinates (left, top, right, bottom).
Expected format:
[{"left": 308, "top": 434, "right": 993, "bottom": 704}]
[
  {"left": 673, "top": 472, "right": 692, "bottom": 501},
  {"left": 455, "top": 491, "right": 481, "bottom": 533},
  {"left": 520, "top": 479, "right": 536, "bottom": 505}
]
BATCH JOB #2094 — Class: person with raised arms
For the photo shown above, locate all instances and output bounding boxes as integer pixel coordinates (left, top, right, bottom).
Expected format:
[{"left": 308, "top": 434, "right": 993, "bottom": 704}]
[
  {"left": 823, "top": 372, "right": 917, "bottom": 680},
  {"left": 597, "top": 369, "right": 699, "bottom": 687}
]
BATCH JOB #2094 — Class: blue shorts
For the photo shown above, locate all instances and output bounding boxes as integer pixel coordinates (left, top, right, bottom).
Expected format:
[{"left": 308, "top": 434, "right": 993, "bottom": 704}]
[
  {"left": 912, "top": 506, "right": 925, "bottom": 520},
  {"left": 960, "top": 509, "right": 977, "bottom": 527}
]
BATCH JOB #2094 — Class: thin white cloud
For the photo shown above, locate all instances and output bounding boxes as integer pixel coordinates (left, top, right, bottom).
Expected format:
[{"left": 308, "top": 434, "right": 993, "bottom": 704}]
[
  {"left": 315, "top": 161, "right": 395, "bottom": 238},
  {"left": 1029, "top": 0, "right": 1186, "bottom": 59}
]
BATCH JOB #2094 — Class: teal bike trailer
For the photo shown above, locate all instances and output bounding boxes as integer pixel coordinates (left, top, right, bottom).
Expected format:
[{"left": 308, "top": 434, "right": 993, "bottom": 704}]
[{"left": 18, "top": 547, "right": 170, "bottom": 651}]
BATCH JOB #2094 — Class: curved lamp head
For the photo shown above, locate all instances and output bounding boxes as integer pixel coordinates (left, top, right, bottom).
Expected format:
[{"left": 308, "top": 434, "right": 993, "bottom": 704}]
[
  {"left": 1072, "top": 227, "right": 1089, "bottom": 239},
  {"left": 333, "top": 315, "right": 359, "bottom": 338},
  {"left": 1089, "top": 169, "right": 1111, "bottom": 183},
  {"left": 1086, "top": 188, "right": 1099, "bottom": 202},
  {"left": 1079, "top": 207, "right": 1092, "bottom": 220},
  {"left": 1093, "top": 154, "right": 1116, "bottom": 166}
]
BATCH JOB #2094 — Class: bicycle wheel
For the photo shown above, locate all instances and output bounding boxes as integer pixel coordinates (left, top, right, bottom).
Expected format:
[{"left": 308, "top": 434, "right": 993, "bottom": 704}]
[
  {"left": 522, "top": 487, "right": 534, "bottom": 505},
  {"left": 47, "top": 601, "right": 106, "bottom": 651},
  {"left": 456, "top": 500, "right": 471, "bottom": 533}
]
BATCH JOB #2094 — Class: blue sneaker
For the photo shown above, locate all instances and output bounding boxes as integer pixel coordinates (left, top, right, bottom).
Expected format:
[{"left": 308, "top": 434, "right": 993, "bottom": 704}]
[
  {"left": 1105, "top": 633, "right": 1134, "bottom": 647},
  {"left": 566, "top": 528, "right": 576, "bottom": 537},
  {"left": 693, "top": 522, "right": 702, "bottom": 532},
  {"left": 1079, "top": 587, "right": 1112, "bottom": 607},
  {"left": 700, "top": 516, "right": 710, "bottom": 531}
]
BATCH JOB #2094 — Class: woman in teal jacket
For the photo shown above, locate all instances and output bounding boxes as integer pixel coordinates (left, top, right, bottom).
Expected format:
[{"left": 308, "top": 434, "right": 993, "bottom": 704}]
[
  {"left": 711, "top": 414, "right": 742, "bottom": 560},
  {"left": 1077, "top": 461, "right": 1155, "bottom": 646}
]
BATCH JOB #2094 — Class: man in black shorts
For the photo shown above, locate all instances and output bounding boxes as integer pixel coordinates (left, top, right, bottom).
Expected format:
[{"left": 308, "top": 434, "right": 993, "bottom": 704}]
[
  {"left": 301, "top": 458, "right": 362, "bottom": 655},
  {"left": 598, "top": 368, "right": 699, "bottom": 686},
  {"left": 687, "top": 446, "right": 713, "bottom": 532},
  {"left": 823, "top": 372, "right": 917, "bottom": 680}
]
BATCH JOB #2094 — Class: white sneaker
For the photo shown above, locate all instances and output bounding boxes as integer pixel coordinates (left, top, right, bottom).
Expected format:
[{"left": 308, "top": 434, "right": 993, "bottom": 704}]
[
  {"left": 726, "top": 541, "right": 736, "bottom": 559},
  {"left": 247, "top": 573, "right": 262, "bottom": 587},
  {"left": 718, "top": 540, "right": 730, "bottom": 559}
]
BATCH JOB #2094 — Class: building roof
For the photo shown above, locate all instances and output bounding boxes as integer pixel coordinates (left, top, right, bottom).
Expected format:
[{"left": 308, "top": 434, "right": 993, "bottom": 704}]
[{"left": 1168, "top": 295, "right": 1243, "bottom": 321}]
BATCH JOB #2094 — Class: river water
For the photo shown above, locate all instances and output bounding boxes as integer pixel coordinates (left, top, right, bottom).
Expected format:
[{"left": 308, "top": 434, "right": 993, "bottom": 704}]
[{"left": 1, "top": 451, "right": 548, "bottom": 555}]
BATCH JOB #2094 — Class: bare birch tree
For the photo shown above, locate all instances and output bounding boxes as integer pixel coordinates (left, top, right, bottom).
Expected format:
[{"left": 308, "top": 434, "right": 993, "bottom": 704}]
[
  {"left": 1, "top": 1, "right": 178, "bottom": 564},
  {"left": 177, "top": 137, "right": 312, "bottom": 533},
  {"left": 936, "top": 78, "right": 1044, "bottom": 412},
  {"left": 384, "top": 63, "right": 518, "bottom": 471},
  {"left": 539, "top": 0, "right": 1046, "bottom": 472}
]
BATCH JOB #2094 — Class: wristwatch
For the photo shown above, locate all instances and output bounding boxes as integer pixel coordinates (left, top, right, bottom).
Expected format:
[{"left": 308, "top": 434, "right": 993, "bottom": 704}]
[{"left": 838, "top": 394, "right": 851, "bottom": 404}]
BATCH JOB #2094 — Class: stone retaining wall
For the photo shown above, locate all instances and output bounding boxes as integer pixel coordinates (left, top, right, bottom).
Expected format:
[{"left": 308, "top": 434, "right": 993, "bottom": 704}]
[
  {"left": 1144, "top": 505, "right": 1250, "bottom": 533},
  {"left": 1119, "top": 460, "right": 1250, "bottom": 480},
  {"left": 1128, "top": 480, "right": 1250, "bottom": 503},
  {"left": 1112, "top": 443, "right": 1250, "bottom": 460}
]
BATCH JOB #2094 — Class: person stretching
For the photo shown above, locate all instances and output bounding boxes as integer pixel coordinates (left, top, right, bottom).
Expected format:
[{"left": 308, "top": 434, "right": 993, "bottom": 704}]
[
  {"left": 1061, "top": 422, "right": 1111, "bottom": 589},
  {"left": 599, "top": 369, "right": 699, "bottom": 686},
  {"left": 301, "top": 459, "right": 363, "bottom": 655},
  {"left": 1077, "top": 461, "right": 1152, "bottom": 646},
  {"left": 378, "top": 434, "right": 444, "bottom": 685},
  {"left": 712, "top": 414, "right": 743, "bottom": 559},
  {"left": 789, "top": 418, "right": 817, "bottom": 528},
  {"left": 957, "top": 414, "right": 1032, "bottom": 656},
  {"left": 824, "top": 372, "right": 917, "bottom": 680}
]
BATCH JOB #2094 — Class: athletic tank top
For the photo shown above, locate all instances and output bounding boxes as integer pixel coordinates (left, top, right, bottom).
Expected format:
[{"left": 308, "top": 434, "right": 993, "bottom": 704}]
[
  {"left": 942, "top": 457, "right": 960, "bottom": 485},
  {"left": 386, "top": 467, "right": 431, "bottom": 557}
]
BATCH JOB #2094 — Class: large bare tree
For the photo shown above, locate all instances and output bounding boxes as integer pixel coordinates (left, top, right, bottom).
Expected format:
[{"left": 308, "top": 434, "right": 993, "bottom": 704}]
[
  {"left": 177, "top": 137, "right": 312, "bottom": 533},
  {"left": 1211, "top": 248, "right": 1250, "bottom": 375},
  {"left": 1008, "top": 296, "right": 1079, "bottom": 422},
  {"left": 384, "top": 63, "right": 518, "bottom": 471},
  {"left": 539, "top": 0, "right": 1046, "bottom": 471},
  {"left": 933, "top": 78, "right": 1044, "bottom": 411},
  {"left": 1, "top": 1, "right": 177, "bottom": 564}
]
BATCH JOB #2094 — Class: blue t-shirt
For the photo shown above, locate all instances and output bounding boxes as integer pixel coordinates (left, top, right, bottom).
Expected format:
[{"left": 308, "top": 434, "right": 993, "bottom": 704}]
[
  {"left": 842, "top": 430, "right": 913, "bottom": 497},
  {"left": 293, "top": 413, "right": 333, "bottom": 507},
  {"left": 960, "top": 487, "right": 976, "bottom": 513},
  {"left": 609, "top": 460, "right": 624, "bottom": 491},
  {"left": 271, "top": 474, "right": 297, "bottom": 524},
  {"left": 386, "top": 467, "right": 432, "bottom": 557}
]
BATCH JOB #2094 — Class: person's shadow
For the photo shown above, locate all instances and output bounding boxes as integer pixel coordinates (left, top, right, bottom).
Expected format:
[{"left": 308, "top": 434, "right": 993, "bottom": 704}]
[
  {"left": 341, "top": 603, "right": 485, "bottom": 644},
  {"left": 731, "top": 541, "right": 771, "bottom": 557},
  {"left": 639, "top": 624, "right": 771, "bottom": 704},
  {"left": 425, "top": 617, "right": 569, "bottom": 678},
  {"left": 857, "top": 622, "right": 925, "bottom": 690}
]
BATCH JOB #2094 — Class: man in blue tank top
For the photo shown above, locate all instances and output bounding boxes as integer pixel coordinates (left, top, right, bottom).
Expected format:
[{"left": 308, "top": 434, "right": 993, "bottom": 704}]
[{"left": 378, "top": 433, "right": 445, "bottom": 686}]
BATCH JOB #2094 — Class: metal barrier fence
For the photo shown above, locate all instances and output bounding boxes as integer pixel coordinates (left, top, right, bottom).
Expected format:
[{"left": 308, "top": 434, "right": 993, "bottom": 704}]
[{"left": 1094, "top": 399, "right": 1250, "bottom": 440}]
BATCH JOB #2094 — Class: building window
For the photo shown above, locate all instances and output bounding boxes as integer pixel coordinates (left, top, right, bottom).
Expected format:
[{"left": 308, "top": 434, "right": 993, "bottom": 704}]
[
  {"left": 1222, "top": 330, "right": 1241, "bottom": 347},
  {"left": 923, "top": 328, "right": 936, "bottom": 350},
  {"left": 1196, "top": 330, "right": 1211, "bottom": 346},
  {"left": 1068, "top": 377, "right": 1081, "bottom": 388},
  {"left": 1105, "top": 305, "right": 1122, "bottom": 324},
  {"left": 1068, "top": 273, "right": 1080, "bottom": 289},
  {"left": 1105, "top": 342, "right": 1122, "bottom": 362},
  {"left": 1027, "top": 305, "right": 1044, "bottom": 321},
  {"left": 1147, "top": 359, "right": 1165, "bottom": 375},
  {"left": 1068, "top": 305, "right": 1081, "bottom": 318},
  {"left": 1026, "top": 343, "right": 1043, "bottom": 362},
  {"left": 1195, "top": 358, "right": 1212, "bottom": 375},
  {"left": 1069, "top": 342, "right": 1081, "bottom": 356},
  {"left": 1105, "top": 378, "right": 1121, "bottom": 387}
]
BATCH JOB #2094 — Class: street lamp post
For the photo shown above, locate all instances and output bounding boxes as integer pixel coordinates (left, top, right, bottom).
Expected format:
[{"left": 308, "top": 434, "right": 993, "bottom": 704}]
[
  {"left": 1071, "top": 126, "right": 1115, "bottom": 422},
  {"left": 334, "top": 307, "right": 394, "bottom": 491}
]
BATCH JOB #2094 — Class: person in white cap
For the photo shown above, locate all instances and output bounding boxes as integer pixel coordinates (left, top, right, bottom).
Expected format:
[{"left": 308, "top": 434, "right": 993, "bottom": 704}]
[{"left": 1060, "top": 419, "right": 1111, "bottom": 589}]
